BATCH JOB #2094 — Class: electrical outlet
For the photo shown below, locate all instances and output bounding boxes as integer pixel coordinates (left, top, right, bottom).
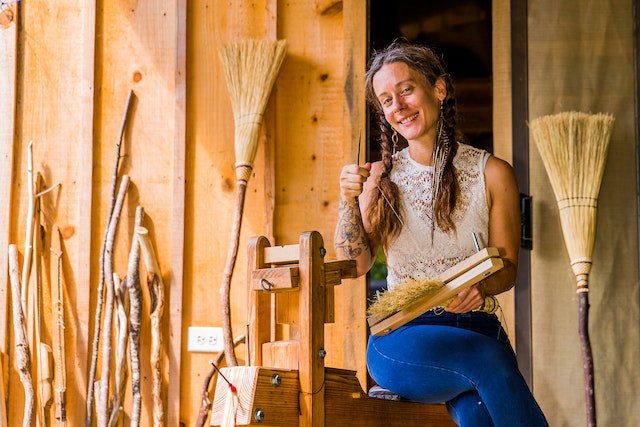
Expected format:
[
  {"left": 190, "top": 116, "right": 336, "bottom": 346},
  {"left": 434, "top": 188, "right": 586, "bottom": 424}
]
[{"left": 187, "top": 326, "right": 224, "bottom": 353}]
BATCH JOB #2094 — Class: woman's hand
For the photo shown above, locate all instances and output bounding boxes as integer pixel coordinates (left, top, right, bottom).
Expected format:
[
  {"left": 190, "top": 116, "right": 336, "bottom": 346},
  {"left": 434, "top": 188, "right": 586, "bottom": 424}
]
[
  {"left": 445, "top": 283, "right": 486, "bottom": 314},
  {"left": 339, "top": 162, "right": 372, "bottom": 201}
]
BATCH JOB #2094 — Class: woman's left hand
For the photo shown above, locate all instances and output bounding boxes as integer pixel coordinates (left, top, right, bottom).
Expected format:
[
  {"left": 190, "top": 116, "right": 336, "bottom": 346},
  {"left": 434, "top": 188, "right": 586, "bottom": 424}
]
[{"left": 445, "top": 283, "right": 485, "bottom": 314}]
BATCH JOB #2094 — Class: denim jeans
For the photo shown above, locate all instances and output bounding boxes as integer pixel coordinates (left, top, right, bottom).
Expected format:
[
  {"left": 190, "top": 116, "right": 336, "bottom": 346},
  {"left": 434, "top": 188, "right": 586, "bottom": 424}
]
[{"left": 367, "top": 311, "right": 549, "bottom": 427}]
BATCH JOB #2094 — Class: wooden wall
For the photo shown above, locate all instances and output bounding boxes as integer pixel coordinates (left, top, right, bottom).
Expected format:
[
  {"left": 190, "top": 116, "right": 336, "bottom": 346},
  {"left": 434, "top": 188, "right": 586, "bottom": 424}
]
[{"left": 1, "top": 0, "right": 367, "bottom": 425}]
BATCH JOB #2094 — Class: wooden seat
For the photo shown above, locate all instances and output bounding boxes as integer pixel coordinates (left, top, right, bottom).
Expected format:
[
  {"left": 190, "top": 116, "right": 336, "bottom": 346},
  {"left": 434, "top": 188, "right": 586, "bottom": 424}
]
[{"left": 210, "top": 231, "right": 454, "bottom": 426}]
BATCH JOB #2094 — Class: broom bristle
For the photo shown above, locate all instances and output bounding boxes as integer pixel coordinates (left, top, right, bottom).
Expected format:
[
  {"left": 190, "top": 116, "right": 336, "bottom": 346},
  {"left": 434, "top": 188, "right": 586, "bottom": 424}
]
[
  {"left": 530, "top": 111, "right": 615, "bottom": 283},
  {"left": 367, "top": 278, "right": 445, "bottom": 316},
  {"left": 219, "top": 39, "right": 288, "bottom": 182}
]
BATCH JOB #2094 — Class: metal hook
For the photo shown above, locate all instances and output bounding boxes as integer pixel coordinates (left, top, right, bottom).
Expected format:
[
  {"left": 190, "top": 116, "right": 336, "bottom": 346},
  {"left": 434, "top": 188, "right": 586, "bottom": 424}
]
[{"left": 260, "top": 278, "right": 273, "bottom": 291}]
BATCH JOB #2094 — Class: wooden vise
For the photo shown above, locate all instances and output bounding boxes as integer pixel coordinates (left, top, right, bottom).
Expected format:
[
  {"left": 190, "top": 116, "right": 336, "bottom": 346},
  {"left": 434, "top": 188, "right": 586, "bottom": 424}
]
[{"left": 210, "top": 231, "right": 454, "bottom": 427}]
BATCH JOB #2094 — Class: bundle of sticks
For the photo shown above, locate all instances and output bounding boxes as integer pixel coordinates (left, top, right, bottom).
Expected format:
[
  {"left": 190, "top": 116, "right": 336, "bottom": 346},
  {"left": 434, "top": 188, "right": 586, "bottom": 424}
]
[{"left": 4, "top": 91, "right": 170, "bottom": 427}]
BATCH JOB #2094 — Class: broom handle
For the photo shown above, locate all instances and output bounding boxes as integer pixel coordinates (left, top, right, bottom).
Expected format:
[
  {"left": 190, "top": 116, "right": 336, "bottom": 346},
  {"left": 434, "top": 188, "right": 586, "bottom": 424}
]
[
  {"left": 578, "top": 290, "right": 596, "bottom": 427},
  {"left": 220, "top": 181, "right": 248, "bottom": 366}
]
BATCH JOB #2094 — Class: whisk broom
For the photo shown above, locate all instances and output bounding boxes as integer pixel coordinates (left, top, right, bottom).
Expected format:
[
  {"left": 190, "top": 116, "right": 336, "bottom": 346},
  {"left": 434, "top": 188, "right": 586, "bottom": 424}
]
[
  {"left": 530, "top": 111, "right": 615, "bottom": 427},
  {"left": 218, "top": 39, "right": 287, "bottom": 366}
]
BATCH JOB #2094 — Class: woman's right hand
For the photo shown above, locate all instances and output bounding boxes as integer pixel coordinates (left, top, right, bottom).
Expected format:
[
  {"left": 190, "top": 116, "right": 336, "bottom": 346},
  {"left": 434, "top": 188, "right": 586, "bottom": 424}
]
[{"left": 339, "top": 162, "right": 372, "bottom": 201}]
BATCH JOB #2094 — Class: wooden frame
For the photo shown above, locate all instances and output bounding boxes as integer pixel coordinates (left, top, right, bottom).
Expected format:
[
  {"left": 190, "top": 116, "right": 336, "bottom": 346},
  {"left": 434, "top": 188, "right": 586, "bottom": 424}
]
[{"left": 211, "top": 231, "right": 455, "bottom": 427}]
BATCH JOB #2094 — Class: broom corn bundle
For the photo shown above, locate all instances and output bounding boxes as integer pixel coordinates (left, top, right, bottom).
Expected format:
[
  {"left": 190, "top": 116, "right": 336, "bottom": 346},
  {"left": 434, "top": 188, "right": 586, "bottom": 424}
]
[
  {"left": 530, "top": 111, "right": 615, "bottom": 427},
  {"left": 219, "top": 39, "right": 288, "bottom": 182},
  {"left": 530, "top": 111, "right": 614, "bottom": 292},
  {"left": 217, "top": 39, "right": 287, "bottom": 365}
]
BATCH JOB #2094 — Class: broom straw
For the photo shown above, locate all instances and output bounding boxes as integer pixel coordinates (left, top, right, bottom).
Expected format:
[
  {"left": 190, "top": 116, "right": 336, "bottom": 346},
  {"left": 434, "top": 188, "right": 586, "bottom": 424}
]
[
  {"left": 218, "top": 39, "right": 287, "bottom": 365},
  {"left": 530, "top": 111, "right": 614, "bottom": 427}
]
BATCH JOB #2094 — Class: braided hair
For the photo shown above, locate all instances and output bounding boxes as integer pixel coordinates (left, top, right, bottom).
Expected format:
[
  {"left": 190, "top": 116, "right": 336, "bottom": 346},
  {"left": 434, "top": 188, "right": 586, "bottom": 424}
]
[{"left": 364, "top": 40, "right": 461, "bottom": 248}]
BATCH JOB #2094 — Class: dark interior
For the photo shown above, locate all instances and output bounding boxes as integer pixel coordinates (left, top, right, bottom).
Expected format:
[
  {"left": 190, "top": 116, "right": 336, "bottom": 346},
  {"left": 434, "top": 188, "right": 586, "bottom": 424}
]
[{"left": 368, "top": 0, "right": 493, "bottom": 162}]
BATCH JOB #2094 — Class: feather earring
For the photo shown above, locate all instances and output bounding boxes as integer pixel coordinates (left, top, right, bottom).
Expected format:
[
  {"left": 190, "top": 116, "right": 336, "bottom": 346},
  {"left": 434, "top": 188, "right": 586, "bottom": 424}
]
[
  {"left": 431, "top": 101, "right": 450, "bottom": 234},
  {"left": 392, "top": 129, "right": 398, "bottom": 155}
]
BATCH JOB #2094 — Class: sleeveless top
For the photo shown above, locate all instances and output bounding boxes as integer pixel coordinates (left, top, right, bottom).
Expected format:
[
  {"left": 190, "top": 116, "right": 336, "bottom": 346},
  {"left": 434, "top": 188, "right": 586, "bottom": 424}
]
[{"left": 385, "top": 143, "right": 490, "bottom": 290}]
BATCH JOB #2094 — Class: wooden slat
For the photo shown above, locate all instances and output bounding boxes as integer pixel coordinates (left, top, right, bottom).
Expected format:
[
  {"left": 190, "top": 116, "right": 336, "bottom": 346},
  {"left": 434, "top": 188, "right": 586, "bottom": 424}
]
[
  {"left": 76, "top": 2, "right": 96, "bottom": 424},
  {"left": 263, "top": 244, "right": 300, "bottom": 264},
  {"left": 262, "top": 340, "right": 299, "bottom": 370},
  {"left": 247, "top": 236, "right": 272, "bottom": 366},
  {"left": 252, "top": 266, "right": 299, "bottom": 291},
  {"left": 168, "top": 1, "right": 187, "bottom": 425},
  {"left": 330, "top": 0, "right": 368, "bottom": 386},
  {"left": 370, "top": 257, "right": 504, "bottom": 336},
  {"left": 324, "top": 259, "right": 357, "bottom": 286},
  {"left": 0, "top": 2, "right": 18, "bottom": 395}
]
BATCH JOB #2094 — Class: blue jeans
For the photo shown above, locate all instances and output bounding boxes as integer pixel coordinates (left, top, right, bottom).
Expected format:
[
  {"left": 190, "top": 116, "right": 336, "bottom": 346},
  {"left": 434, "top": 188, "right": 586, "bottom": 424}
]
[{"left": 367, "top": 311, "right": 549, "bottom": 427}]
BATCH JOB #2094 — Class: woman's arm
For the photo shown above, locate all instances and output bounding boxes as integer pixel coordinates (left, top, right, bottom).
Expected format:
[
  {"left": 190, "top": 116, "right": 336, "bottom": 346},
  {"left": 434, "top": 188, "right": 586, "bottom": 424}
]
[
  {"left": 446, "top": 155, "right": 520, "bottom": 313},
  {"left": 334, "top": 162, "right": 383, "bottom": 277},
  {"left": 482, "top": 155, "right": 521, "bottom": 296}
]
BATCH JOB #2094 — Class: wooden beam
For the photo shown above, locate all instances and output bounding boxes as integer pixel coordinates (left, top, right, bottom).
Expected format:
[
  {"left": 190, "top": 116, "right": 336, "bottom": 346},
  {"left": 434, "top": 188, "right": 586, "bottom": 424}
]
[
  {"left": 78, "top": 1, "right": 96, "bottom": 424},
  {"left": 168, "top": 1, "right": 187, "bottom": 425},
  {"left": 0, "top": 3, "right": 18, "bottom": 400}
]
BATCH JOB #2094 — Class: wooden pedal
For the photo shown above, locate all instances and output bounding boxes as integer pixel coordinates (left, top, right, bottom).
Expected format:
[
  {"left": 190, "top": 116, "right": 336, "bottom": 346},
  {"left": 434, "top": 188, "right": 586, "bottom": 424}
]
[{"left": 368, "top": 248, "right": 503, "bottom": 336}]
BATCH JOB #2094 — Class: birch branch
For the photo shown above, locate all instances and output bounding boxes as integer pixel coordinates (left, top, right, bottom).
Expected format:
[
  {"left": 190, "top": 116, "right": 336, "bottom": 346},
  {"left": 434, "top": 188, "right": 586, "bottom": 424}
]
[
  {"left": 87, "top": 89, "right": 134, "bottom": 427},
  {"left": 136, "top": 226, "right": 165, "bottom": 427},
  {"left": 127, "top": 206, "right": 144, "bottom": 427},
  {"left": 9, "top": 244, "right": 35, "bottom": 427},
  {"left": 108, "top": 274, "right": 129, "bottom": 427},
  {"left": 97, "top": 175, "right": 130, "bottom": 427}
]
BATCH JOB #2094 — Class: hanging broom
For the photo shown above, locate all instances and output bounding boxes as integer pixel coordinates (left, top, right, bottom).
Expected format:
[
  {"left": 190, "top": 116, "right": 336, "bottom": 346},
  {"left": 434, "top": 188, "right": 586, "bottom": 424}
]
[
  {"left": 218, "top": 39, "right": 287, "bottom": 366},
  {"left": 530, "top": 111, "right": 614, "bottom": 427}
]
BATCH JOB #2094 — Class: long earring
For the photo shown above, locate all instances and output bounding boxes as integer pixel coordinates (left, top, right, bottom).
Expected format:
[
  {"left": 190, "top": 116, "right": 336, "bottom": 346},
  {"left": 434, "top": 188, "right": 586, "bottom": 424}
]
[
  {"left": 431, "top": 100, "right": 448, "bottom": 236},
  {"left": 392, "top": 129, "right": 398, "bottom": 155}
]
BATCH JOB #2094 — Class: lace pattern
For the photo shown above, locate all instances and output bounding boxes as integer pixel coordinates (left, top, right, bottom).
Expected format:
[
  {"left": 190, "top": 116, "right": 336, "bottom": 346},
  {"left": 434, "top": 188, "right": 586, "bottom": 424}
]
[{"left": 386, "top": 143, "right": 490, "bottom": 289}]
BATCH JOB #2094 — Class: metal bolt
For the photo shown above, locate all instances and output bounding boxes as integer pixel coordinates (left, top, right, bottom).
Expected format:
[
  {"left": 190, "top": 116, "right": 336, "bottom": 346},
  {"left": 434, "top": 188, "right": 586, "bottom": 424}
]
[
  {"left": 271, "top": 374, "right": 281, "bottom": 386},
  {"left": 254, "top": 409, "right": 265, "bottom": 422},
  {"left": 319, "top": 247, "right": 326, "bottom": 257},
  {"left": 318, "top": 348, "right": 327, "bottom": 359}
]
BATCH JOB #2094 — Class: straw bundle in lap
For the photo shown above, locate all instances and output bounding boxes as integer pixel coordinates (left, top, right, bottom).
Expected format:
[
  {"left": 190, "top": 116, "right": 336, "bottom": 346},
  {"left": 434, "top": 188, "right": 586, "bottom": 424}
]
[
  {"left": 218, "top": 39, "right": 287, "bottom": 366},
  {"left": 530, "top": 111, "right": 615, "bottom": 427}
]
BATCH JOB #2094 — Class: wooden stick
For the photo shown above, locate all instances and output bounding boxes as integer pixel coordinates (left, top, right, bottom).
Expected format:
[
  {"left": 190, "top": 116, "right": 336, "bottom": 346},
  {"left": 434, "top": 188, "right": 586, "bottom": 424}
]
[
  {"left": 97, "top": 175, "right": 130, "bottom": 427},
  {"left": 108, "top": 273, "right": 129, "bottom": 427},
  {"left": 126, "top": 207, "right": 144, "bottom": 427},
  {"left": 194, "top": 335, "right": 246, "bottom": 427},
  {"left": 9, "top": 244, "right": 35, "bottom": 427},
  {"left": 32, "top": 183, "right": 53, "bottom": 427},
  {"left": 21, "top": 141, "right": 35, "bottom": 316},
  {"left": 87, "top": 90, "right": 134, "bottom": 426},
  {"left": 50, "top": 226, "right": 66, "bottom": 425},
  {"left": 136, "top": 226, "right": 165, "bottom": 427},
  {"left": 220, "top": 183, "right": 247, "bottom": 366}
]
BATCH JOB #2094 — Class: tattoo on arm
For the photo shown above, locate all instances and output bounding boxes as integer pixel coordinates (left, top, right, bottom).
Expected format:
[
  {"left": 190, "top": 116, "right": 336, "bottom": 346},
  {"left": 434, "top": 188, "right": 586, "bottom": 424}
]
[{"left": 334, "top": 198, "right": 370, "bottom": 260}]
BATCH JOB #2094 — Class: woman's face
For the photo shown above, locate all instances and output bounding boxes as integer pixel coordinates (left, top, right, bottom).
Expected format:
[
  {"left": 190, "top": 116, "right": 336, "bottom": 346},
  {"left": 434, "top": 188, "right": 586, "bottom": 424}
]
[{"left": 372, "top": 61, "right": 444, "bottom": 145}]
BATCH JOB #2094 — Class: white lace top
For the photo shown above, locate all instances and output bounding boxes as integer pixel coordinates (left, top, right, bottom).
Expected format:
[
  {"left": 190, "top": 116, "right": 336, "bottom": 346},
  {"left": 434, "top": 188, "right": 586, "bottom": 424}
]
[{"left": 386, "top": 143, "right": 490, "bottom": 290}]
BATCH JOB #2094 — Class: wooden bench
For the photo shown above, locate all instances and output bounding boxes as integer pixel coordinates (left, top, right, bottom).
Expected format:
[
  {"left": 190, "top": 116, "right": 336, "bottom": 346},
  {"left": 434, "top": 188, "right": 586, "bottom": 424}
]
[{"left": 210, "top": 231, "right": 455, "bottom": 426}]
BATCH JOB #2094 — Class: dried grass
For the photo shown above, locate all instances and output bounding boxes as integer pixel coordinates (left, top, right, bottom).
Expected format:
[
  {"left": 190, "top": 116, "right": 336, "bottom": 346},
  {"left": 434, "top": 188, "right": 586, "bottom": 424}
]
[{"left": 367, "top": 278, "right": 446, "bottom": 316}]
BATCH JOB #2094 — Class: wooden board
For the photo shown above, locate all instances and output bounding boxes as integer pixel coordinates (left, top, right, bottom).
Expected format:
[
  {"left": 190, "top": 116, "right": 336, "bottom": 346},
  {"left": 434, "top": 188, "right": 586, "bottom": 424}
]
[
  {"left": 370, "top": 256, "right": 504, "bottom": 336},
  {"left": 183, "top": 1, "right": 278, "bottom": 424},
  {"left": 0, "top": 1, "right": 18, "bottom": 395}
]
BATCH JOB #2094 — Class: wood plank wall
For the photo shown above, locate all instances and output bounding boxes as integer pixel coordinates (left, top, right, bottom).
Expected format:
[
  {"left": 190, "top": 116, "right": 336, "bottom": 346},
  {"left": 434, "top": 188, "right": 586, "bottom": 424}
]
[{"left": 1, "top": 0, "right": 368, "bottom": 425}]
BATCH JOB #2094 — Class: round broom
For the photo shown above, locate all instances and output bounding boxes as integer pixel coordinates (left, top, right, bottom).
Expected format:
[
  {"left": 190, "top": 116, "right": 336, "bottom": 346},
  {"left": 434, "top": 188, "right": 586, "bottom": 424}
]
[
  {"left": 218, "top": 39, "right": 287, "bottom": 366},
  {"left": 530, "top": 111, "right": 615, "bottom": 427}
]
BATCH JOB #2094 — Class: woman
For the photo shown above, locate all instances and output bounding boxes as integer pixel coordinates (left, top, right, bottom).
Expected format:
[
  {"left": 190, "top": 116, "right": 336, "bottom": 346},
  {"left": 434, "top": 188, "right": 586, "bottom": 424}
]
[{"left": 334, "top": 41, "right": 548, "bottom": 426}]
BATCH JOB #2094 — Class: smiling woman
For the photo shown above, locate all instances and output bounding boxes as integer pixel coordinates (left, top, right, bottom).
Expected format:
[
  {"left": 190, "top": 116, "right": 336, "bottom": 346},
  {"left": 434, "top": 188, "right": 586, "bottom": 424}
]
[{"left": 334, "top": 40, "right": 548, "bottom": 426}]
